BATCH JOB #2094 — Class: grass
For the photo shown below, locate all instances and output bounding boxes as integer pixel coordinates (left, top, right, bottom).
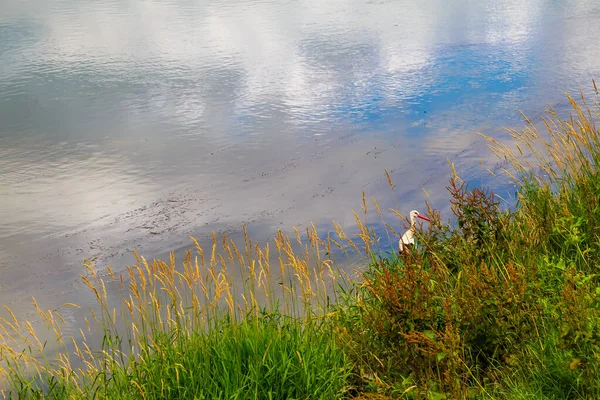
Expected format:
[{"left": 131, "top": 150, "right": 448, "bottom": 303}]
[
  {"left": 0, "top": 229, "right": 354, "bottom": 399},
  {"left": 3, "top": 85, "right": 600, "bottom": 398},
  {"left": 93, "top": 317, "right": 350, "bottom": 399}
]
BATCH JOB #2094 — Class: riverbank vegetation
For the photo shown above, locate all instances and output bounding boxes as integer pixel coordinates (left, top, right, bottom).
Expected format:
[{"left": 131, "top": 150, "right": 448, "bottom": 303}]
[{"left": 3, "top": 88, "right": 600, "bottom": 399}]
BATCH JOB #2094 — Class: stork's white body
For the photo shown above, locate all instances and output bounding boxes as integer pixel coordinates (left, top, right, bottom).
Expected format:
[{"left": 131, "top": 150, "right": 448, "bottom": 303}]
[
  {"left": 398, "top": 210, "right": 430, "bottom": 253},
  {"left": 398, "top": 229, "right": 416, "bottom": 253}
]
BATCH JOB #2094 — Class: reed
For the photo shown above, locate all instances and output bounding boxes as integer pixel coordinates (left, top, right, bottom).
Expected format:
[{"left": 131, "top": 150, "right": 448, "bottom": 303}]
[{"left": 0, "top": 227, "right": 359, "bottom": 399}]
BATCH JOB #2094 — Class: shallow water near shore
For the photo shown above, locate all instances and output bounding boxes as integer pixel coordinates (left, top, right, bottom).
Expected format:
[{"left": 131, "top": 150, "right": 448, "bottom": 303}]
[{"left": 2, "top": 0, "right": 600, "bottom": 339}]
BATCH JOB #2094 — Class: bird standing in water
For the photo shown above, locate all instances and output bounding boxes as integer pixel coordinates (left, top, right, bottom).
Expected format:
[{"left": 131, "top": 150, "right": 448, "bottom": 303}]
[{"left": 398, "top": 210, "right": 431, "bottom": 254}]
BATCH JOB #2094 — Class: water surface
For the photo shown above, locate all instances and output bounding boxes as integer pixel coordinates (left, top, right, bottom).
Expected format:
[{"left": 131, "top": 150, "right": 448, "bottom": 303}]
[{"left": 2, "top": 0, "right": 600, "bottom": 331}]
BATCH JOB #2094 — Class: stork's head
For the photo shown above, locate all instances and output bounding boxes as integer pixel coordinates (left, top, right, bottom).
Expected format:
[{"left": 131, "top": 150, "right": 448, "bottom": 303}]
[{"left": 409, "top": 210, "right": 431, "bottom": 224}]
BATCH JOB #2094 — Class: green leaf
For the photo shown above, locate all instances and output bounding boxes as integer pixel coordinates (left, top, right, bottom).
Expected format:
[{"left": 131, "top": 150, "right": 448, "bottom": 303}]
[
  {"left": 560, "top": 324, "right": 570, "bottom": 338},
  {"left": 423, "top": 330, "right": 436, "bottom": 341},
  {"left": 437, "top": 352, "right": 446, "bottom": 362},
  {"left": 429, "top": 392, "right": 447, "bottom": 400}
]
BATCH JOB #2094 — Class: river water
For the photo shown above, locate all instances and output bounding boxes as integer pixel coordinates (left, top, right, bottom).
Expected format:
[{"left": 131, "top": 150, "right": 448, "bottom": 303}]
[{"left": 2, "top": 0, "right": 600, "bottom": 334}]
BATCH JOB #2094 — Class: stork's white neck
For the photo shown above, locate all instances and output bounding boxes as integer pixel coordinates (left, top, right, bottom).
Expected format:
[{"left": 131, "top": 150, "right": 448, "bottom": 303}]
[{"left": 409, "top": 213, "right": 418, "bottom": 229}]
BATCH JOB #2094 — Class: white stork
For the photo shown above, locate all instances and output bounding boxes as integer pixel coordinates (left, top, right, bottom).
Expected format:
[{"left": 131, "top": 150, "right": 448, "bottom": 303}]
[{"left": 398, "top": 210, "right": 431, "bottom": 254}]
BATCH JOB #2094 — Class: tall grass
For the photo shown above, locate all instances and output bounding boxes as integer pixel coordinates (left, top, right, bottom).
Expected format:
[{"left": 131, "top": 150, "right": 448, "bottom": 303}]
[
  {"left": 0, "top": 228, "right": 357, "bottom": 399},
  {"left": 3, "top": 86, "right": 600, "bottom": 399}
]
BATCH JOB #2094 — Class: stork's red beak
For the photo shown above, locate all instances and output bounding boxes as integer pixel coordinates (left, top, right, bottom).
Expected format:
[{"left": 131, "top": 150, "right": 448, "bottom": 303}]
[{"left": 418, "top": 214, "right": 431, "bottom": 222}]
